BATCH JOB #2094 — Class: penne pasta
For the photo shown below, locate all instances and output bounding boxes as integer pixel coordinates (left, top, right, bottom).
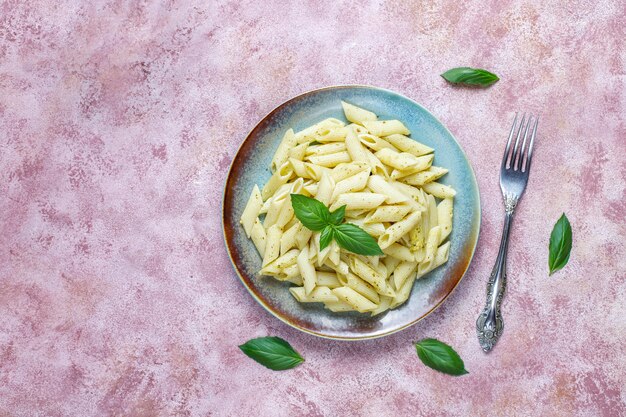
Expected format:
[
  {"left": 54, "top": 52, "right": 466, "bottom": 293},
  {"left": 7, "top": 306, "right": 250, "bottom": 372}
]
[
  {"left": 367, "top": 175, "right": 409, "bottom": 204},
  {"left": 363, "top": 120, "right": 410, "bottom": 136},
  {"left": 262, "top": 224, "right": 283, "bottom": 267},
  {"left": 240, "top": 102, "right": 455, "bottom": 316},
  {"left": 375, "top": 148, "right": 425, "bottom": 171},
  {"left": 306, "top": 151, "right": 352, "bottom": 168},
  {"left": 316, "top": 271, "right": 341, "bottom": 288},
  {"left": 250, "top": 218, "right": 267, "bottom": 257},
  {"left": 331, "top": 161, "right": 370, "bottom": 181},
  {"left": 280, "top": 221, "right": 302, "bottom": 255},
  {"left": 288, "top": 142, "right": 309, "bottom": 161},
  {"left": 290, "top": 286, "right": 339, "bottom": 303},
  {"left": 400, "top": 166, "right": 448, "bottom": 186},
  {"left": 389, "top": 155, "right": 434, "bottom": 179},
  {"left": 271, "top": 129, "right": 297, "bottom": 172},
  {"left": 358, "top": 134, "right": 396, "bottom": 152},
  {"left": 329, "top": 192, "right": 387, "bottom": 211},
  {"left": 437, "top": 198, "right": 454, "bottom": 243},
  {"left": 378, "top": 211, "right": 422, "bottom": 249},
  {"left": 297, "top": 246, "right": 317, "bottom": 294},
  {"left": 305, "top": 142, "right": 346, "bottom": 156},
  {"left": 345, "top": 125, "right": 369, "bottom": 163},
  {"left": 262, "top": 161, "right": 293, "bottom": 200},
  {"left": 295, "top": 118, "right": 345, "bottom": 143},
  {"left": 383, "top": 243, "right": 415, "bottom": 262},
  {"left": 384, "top": 134, "right": 433, "bottom": 156},
  {"left": 260, "top": 249, "right": 300, "bottom": 276},
  {"left": 240, "top": 185, "right": 263, "bottom": 237},
  {"left": 342, "top": 101, "right": 378, "bottom": 125},
  {"left": 332, "top": 287, "right": 378, "bottom": 312},
  {"left": 330, "top": 169, "right": 370, "bottom": 201},
  {"left": 421, "top": 181, "right": 457, "bottom": 199},
  {"left": 365, "top": 205, "right": 412, "bottom": 224},
  {"left": 349, "top": 256, "right": 394, "bottom": 297},
  {"left": 314, "top": 126, "right": 348, "bottom": 143}
]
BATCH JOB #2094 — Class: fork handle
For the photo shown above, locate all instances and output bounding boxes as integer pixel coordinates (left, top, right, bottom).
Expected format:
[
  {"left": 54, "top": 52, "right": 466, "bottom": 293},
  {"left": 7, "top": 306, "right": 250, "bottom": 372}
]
[{"left": 476, "top": 212, "right": 513, "bottom": 352}]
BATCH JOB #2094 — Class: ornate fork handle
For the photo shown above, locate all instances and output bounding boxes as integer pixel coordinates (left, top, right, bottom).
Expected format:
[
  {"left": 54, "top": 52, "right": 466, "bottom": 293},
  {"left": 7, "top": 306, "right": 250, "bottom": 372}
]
[{"left": 476, "top": 202, "right": 515, "bottom": 352}]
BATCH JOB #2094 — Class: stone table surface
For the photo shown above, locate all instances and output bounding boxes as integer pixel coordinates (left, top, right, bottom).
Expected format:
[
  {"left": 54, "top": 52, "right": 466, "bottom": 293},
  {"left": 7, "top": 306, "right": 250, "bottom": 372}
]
[{"left": 1, "top": 1, "right": 624, "bottom": 416}]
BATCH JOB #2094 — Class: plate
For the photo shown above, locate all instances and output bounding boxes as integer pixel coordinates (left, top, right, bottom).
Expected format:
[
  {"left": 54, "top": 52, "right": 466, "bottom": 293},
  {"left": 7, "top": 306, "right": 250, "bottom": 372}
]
[{"left": 222, "top": 85, "right": 480, "bottom": 340}]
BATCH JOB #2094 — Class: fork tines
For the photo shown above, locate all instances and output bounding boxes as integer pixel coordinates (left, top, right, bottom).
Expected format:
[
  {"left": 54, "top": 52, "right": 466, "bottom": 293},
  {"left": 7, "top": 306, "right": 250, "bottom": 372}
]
[{"left": 503, "top": 113, "right": 539, "bottom": 173}]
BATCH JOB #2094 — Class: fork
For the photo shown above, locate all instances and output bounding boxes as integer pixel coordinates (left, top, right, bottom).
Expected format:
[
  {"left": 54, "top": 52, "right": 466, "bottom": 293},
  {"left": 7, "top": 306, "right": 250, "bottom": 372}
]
[{"left": 476, "top": 113, "right": 539, "bottom": 352}]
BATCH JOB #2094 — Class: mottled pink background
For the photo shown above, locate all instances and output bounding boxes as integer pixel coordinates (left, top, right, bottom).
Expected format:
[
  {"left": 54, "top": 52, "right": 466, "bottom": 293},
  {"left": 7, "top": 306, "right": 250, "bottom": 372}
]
[{"left": 1, "top": 1, "right": 624, "bottom": 416}]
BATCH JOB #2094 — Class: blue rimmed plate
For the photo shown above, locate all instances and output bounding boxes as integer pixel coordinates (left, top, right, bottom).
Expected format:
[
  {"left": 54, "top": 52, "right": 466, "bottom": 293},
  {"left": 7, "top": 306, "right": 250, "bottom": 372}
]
[{"left": 223, "top": 85, "right": 480, "bottom": 340}]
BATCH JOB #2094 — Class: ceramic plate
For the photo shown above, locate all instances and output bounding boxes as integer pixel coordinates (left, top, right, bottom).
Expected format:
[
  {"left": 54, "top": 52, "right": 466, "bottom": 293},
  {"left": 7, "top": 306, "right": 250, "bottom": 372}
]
[{"left": 223, "top": 85, "right": 480, "bottom": 340}]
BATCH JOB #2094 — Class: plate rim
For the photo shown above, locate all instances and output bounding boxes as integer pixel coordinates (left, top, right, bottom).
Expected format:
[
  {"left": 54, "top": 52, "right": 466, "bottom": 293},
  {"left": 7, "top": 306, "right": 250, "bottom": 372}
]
[{"left": 222, "top": 84, "right": 481, "bottom": 341}]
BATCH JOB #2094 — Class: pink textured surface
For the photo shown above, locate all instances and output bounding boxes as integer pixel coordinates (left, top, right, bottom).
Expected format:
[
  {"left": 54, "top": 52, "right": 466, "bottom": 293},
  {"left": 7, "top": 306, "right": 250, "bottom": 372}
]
[{"left": 1, "top": 1, "right": 624, "bottom": 416}]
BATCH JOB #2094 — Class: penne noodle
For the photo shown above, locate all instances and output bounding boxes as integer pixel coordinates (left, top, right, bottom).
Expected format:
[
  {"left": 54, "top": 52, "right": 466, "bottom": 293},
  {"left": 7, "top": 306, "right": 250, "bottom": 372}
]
[
  {"left": 417, "top": 241, "right": 450, "bottom": 277},
  {"left": 363, "top": 148, "right": 389, "bottom": 178},
  {"left": 316, "top": 271, "right": 341, "bottom": 288},
  {"left": 375, "top": 148, "right": 425, "bottom": 171},
  {"left": 389, "top": 155, "right": 434, "bottom": 179},
  {"left": 271, "top": 129, "right": 297, "bottom": 172},
  {"left": 345, "top": 125, "right": 369, "bottom": 163},
  {"left": 297, "top": 246, "right": 317, "bottom": 294},
  {"left": 332, "top": 287, "right": 378, "bottom": 313},
  {"left": 365, "top": 205, "right": 412, "bottom": 224},
  {"left": 421, "top": 181, "right": 457, "bottom": 199},
  {"left": 305, "top": 142, "right": 347, "bottom": 156},
  {"left": 345, "top": 272, "right": 381, "bottom": 304},
  {"left": 383, "top": 243, "right": 415, "bottom": 262},
  {"left": 290, "top": 286, "right": 339, "bottom": 303},
  {"left": 400, "top": 166, "right": 448, "bottom": 186},
  {"left": 378, "top": 211, "right": 422, "bottom": 249},
  {"left": 295, "top": 118, "right": 345, "bottom": 143},
  {"left": 384, "top": 134, "right": 433, "bottom": 156},
  {"left": 349, "top": 256, "right": 394, "bottom": 297},
  {"left": 288, "top": 142, "right": 309, "bottom": 161},
  {"left": 367, "top": 175, "right": 409, "bottom": 204},
  {"left": 262, "top": 161, "right": 293, "bottom": 200},
  {"left": 331, "top": 161, "right": 370, "bottom": 182},
  {"left": 342, "top": 101, "right": 378, "bottom": 125},
  {"left": 358, "top": 134, "right": 397, "bottom": 152},
  {"left": 315, "top": 172, "right": 336, "bottom": 205},
  {"left": 324, "top": 299, "right": 356, "bottom": 312},
  {"left": 262, "top": 224, "right": 283, "bottom": 267},
  {"left": 392, "top": 260, "right": 418, "bottom": 291},
  {"left": 330, "top": 169, "right": 370, "bottom": 201},
  {"left": 370, "top": 295, "right": 393, "bottom": 316},
  {"left": 437, "top": 198, "right": 454, "bottom": 243},
  {"left": 304, "top": 162, "right": 332, "bottom": 180},
  {"left": 363, "top": 120, "right": 410, "bottom": 136},
  {"left": 280, "top": 222, "right": 302, "bottom": 255},
  {"left": 260, "top": 249, "right": 300, "bottom": 276},
  {"left": 314, "top": 126, "right": 348, "bottom": 143},
  {"left": 329, "top": 192, "right": 387, "bottom": 211},
  {"left": 250, "top": 218, "right": 267, "bottom": 257},
  {"left": 306, "top": 151, "right": 352, "bottom": 168},
  {"left": 240, "top": 185, "right": 263, "bottom": 237}
]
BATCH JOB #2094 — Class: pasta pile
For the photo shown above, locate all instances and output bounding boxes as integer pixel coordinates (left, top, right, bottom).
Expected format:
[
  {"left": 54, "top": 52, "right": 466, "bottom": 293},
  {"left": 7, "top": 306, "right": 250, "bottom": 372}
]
[{"left": 240, "top": 101, "right": 455, "bottom": 315}]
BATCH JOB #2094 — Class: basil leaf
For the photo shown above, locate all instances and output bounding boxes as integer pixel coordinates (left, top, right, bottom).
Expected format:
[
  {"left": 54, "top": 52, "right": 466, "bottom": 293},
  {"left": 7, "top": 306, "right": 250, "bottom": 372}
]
[
  {"left": 414, "top": 338, "right": 468, "bottom": 376},
  {"left": 290, "top": 194, "right": 330, "bottom": 231},
  {"left": 329, "top": 205, "right": 346, "bottom": 226},
  {"left": 441, "top": 67, "right": 499, "bottom": 87},
  {"left": 319, "top": 226, "right": 334, "bottom": 251},
  {"left": 239, "top": 336, "right": 304, "bottom": 371},
  {"left": 332, "top": 223, "right": 384, "bottom": 256},
  {"left": 548, "top": 213, "right": 572, "bottom": 276}
]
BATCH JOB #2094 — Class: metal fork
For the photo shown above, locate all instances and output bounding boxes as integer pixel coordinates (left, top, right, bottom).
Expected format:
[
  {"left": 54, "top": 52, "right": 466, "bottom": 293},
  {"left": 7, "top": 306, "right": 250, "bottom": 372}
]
[{"left": 476, "top": 113, "right": 539, "bottom": 352}]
